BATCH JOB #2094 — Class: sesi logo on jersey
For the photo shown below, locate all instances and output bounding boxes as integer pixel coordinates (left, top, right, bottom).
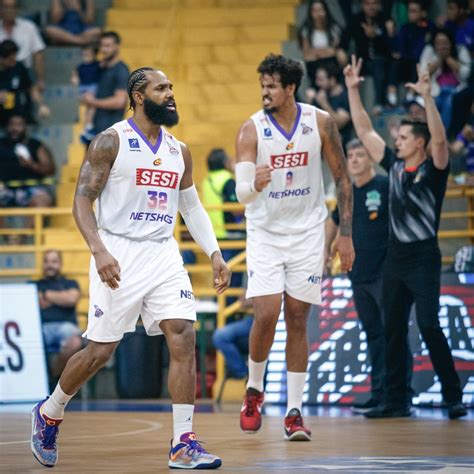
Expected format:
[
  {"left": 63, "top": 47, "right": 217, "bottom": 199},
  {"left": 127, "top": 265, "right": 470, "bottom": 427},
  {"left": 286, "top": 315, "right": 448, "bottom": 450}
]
[
  {"left": 270, "top": 152, "right": 309, "bottom": 169},
  {"left": 136, "top": 168, "right": 179, "bottom": 189}
]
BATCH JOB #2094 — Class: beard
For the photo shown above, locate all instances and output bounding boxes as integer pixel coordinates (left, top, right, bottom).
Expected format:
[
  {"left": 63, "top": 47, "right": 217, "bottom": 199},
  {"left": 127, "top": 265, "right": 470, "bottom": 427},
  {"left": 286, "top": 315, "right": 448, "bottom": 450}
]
[{"left": 144, "top": 98, "right": 179, "bottom": 127}]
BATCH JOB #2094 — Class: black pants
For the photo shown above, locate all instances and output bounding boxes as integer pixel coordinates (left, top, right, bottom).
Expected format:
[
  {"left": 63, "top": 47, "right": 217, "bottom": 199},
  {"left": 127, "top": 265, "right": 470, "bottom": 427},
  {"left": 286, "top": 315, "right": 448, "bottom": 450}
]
[
  {"left": 352, "top": 278, "right": 413, "bottom": 402},
  {"left": 383, "top": 242, "right": 462, "bottom": 406}
]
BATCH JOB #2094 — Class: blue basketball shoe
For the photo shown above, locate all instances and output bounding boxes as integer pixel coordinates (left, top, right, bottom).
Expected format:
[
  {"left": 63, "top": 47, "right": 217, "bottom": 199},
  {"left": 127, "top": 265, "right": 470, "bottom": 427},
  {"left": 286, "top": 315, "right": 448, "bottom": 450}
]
[
  {"left": 31, "top": 398, "right": 62, "bottom": 467},
  {"left": 168, "top": 432, "right": 222, "bottom": 469}
]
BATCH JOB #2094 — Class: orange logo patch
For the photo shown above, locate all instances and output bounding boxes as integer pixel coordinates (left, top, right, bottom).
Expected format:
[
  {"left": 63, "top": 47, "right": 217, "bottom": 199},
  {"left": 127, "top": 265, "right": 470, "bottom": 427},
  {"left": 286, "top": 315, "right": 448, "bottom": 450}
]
[{"left": 153, "top": 158, "right": 162, "bottom": 166}]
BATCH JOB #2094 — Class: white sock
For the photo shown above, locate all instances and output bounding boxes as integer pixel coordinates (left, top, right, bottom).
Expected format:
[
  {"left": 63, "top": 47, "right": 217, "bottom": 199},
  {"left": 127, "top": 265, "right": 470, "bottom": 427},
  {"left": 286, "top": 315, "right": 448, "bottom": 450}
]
[
  {"left": 172, "top": 404, "right": 194, "bottom": 446},
  {"left": 246, "top": 357, "right": 267, "bottom": 393},
  {"left": 42, "top": 384, "right": 76, "bottom": 419},
  {"left": 286, "top": 371, "right": 306, "bottom": 416}
]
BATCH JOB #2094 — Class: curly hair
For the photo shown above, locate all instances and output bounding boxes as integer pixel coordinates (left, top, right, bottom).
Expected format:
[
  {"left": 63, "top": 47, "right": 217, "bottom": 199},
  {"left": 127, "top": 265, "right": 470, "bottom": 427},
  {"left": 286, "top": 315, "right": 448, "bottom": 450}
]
[
  {"left": 257, "top": 54, "right": 304, "bottom": 93},
  {"left": 127, "top": 67, "right": 155, "bottom": 109}
]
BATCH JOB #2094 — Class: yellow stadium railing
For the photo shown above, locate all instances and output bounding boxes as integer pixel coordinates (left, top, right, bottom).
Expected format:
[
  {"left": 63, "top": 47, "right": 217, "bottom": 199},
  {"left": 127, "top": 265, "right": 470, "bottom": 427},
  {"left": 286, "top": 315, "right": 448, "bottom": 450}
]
[{"left": 1, "top": 187, "right": 474, "bottom": 400}]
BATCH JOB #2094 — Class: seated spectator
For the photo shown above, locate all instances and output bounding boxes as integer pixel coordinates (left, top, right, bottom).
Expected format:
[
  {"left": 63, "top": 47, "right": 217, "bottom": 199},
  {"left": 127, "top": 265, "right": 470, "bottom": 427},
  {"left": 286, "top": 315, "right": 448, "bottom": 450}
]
[
  {"left": 71, "top": 43, "right": 100, "bottom": 137},
  {"left": 0, "top": 114, "right": 55, "bottom": 208},
  {"left": 0, "top": 0, "right": 45, "bottom": 91},
  {"left": 297, "top": 0, "right": 347, "bottom": 88},
  {"left": 212, "top": 297, "right": 253, "bottom": 379},
  {"left": 305, "top": 63, "right": 352, "bottom": 145},
  {"left": 450, "top": 120, "right": 474, "bottom": 181},
  {"left": 45, "top": 0, "right": 101, "bottom": 47},
  {"left": 420, "top": 28, "right": 471, "bottom": 129},
  {"left": 35, "top": 250, "right": 82, "bottom": 380},
  {"left": 79, "top": 31, "right": 128, "bottom": 145},
  {"left": 0, "top": 39, "right": 49, "bottom": 125},
  {"left": 445, "top": 0, "right": 474, "bottom": 58},
  {"left": 387, "top": 0, "right": 436, "bottom": 107},
  {"left": 341, "top": 0, "right": 392, "bottom": 111}
]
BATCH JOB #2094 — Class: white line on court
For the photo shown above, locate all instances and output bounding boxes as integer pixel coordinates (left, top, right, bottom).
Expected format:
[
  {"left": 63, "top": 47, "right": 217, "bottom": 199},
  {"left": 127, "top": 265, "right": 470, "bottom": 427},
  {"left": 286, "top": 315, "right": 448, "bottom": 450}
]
[{"left": 0, "top": 418, "right": 163, "bottom": 445}]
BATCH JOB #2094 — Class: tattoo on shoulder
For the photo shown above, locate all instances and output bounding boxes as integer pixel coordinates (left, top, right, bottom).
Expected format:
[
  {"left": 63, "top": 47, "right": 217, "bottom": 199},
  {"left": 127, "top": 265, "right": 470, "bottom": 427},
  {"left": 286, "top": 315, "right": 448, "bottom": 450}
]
[{"left": 75, "top": 129, "right": 118, "bottom": 201}]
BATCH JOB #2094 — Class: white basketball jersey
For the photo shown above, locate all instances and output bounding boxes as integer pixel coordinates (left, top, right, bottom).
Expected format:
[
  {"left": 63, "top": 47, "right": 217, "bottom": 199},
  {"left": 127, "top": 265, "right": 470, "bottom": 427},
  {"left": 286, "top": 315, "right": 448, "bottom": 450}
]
[
  {"left": 246, "top": 102, "right": 327, "bottom": 234},
  {"left": 96, "top": 118, "right": 184, "bottom": 241}
]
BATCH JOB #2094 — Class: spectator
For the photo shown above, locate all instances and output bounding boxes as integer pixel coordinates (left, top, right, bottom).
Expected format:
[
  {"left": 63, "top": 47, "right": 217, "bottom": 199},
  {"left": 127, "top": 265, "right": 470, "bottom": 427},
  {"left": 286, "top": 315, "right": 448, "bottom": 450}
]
[
  {"left": 387, "top": 0, "right": 437, "bottom": 107},
  {"left": 341, "top": 0, "right": 392, "bottom": 110},
  {"left": 450, "top": 119, "right": 474, "bottom": 181},
  {"left": 404, "top": 95, "right": 427, "bottom": 120},
  {"left": 79, "top": 31, "right": 128, "bottom": 145},
  {"left": 212, "top": 297, "right": 253, "bottom": 380},
  {"left": 35, "top": 250, "right": 82, "bottom": 380},
  {"left": 445, "top": 0, "right": 474, "bottom": 57},
  {"left": 420, "top": 28, "right": 471, "bottom": 129},
  {"left": 448, "top": 82, "right": 473, "bottom": 138},
  {"left": 297, "top": 0, "right": 347, "bottom": 88},
  {"left": 45, "top": 0, "right": 101, "bottom": 47},
  {"left": 0, "top": 114, "right": 55, "bottom": 208},
  {"left": 202, "top": 148, "right": 244, "bottom": 302},
  {"left": 306, "top": 63, "right": 352, "bottom": 145},
  {"left": 71, "top": 43, "right": 100, "bottom": 137},
  {"left": 0, "top": 39, "right": 49, "bottom": 125},
  {"left": 0, "top": 0, "right": 45, "bottom": 91}
]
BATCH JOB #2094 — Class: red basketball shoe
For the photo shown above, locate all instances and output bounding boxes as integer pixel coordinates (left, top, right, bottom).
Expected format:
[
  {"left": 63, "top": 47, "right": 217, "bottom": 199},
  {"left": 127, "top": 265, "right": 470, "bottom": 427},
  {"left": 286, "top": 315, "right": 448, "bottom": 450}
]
[
  {"left": 240, "top": 388, "right": 264, "bottom": 433},
  {"left": 284, "top": 408, "right": 311, "bottom": 441}
]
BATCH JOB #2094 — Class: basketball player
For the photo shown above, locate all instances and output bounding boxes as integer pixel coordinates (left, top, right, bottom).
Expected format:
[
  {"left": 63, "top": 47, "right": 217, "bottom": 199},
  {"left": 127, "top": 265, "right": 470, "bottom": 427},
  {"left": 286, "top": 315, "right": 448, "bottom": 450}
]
[
  {"left": 236, "top": 54, "right": 354, "bottom": 439},
  {"left": 31, "top": 67, "right": 231, "bottom": 469}
]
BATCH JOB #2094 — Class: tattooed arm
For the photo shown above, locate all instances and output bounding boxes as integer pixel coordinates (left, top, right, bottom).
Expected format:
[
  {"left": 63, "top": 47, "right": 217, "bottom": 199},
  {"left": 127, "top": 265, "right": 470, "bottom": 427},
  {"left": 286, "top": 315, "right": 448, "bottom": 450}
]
[
  {"left": 72, "top": 129, "right": 121, "bottom": 289},
  {"left": 318, "top": 110, "right": 355, "bottom": 272}
]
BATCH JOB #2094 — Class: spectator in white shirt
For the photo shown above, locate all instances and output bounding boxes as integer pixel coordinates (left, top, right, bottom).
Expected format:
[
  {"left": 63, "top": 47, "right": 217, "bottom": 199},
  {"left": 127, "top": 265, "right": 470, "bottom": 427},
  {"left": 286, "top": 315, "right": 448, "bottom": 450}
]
[{"left": 0, "top": 0, "right": 45, "bottom": 91}]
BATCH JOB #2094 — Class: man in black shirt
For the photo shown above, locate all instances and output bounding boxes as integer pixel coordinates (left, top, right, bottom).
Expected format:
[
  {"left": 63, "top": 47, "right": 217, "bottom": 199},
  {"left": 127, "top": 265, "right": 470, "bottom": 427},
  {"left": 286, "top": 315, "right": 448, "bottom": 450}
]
[
  {"left": 344, "top": 55, "right": 467, "bottom": 419},
  {"left": 325, "top": 139, "right": 388, "bottom": 411},
  {"left": 35, "top": 250, "right": 82, "bottom": 379},
  {"left": 0, "top": 39, "right": 49, "bottom": 126},
  {"left": 79, "top": 31, "right": 129, "bottom": 145},
  {"left": 0, "top": 114, "right": 55, "bottom": 208}
]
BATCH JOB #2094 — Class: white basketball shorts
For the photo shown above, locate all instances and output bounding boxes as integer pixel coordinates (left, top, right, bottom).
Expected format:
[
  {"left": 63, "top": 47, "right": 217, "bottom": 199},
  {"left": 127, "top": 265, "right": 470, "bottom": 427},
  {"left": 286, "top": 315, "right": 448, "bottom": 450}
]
[
  {"left": 246, "top": 222, "right": 324, "bottom": 305},
  {"left": 83, "top": 231, "right": 196, "bottom": 342}
]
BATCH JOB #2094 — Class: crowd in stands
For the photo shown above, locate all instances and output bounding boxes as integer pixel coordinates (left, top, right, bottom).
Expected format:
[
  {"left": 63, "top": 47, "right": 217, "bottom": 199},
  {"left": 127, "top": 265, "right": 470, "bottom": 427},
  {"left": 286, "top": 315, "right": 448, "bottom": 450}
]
[
  {"left": 299, "top": 0, "right": 474, "bottom": 181},
  {"left": 0, "top": 0, "right": 129, "bottom": 224}
]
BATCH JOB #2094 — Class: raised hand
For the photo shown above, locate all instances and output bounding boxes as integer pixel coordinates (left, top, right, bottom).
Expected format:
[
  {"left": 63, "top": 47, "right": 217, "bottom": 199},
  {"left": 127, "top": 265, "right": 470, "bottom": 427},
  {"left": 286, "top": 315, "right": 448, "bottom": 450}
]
[
  {"left": 343, "top": 55, "right": 364, "bottom": 90},
  {"left": 405, "top": 64, "right": 431, "bottom": 98}
]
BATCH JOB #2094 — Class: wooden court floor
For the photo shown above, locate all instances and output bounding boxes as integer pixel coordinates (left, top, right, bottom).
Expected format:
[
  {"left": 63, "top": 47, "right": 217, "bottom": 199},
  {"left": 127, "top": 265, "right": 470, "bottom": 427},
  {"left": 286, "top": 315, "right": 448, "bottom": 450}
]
[{"left": 1, "top": 405, "right": 473, "bottom": 473}]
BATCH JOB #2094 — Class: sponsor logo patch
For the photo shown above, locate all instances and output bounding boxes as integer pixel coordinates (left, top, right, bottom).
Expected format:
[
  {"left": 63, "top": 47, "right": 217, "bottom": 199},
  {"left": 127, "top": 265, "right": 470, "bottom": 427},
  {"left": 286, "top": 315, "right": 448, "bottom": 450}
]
[
  {"left": 270, "top": 152, "right": 308, "bottom": 169},
  {"left": 136, "top": 168, "right": 179, "bottom": 188},
  {"left": 128, "top": 138, "right": 140, "bottom": 149}
]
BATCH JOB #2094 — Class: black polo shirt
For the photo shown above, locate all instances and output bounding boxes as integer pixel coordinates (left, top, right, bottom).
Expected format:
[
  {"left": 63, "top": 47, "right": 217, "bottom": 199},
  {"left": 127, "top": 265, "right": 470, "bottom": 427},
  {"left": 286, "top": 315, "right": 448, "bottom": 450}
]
[
  {"left": 332, "top": 174, "right": 388, "bottom": 283},
  {"left": 35, "top": 277, "right": 79, "bottom": 324},
  {"left": 381, "top": 146, "right": 449, "bottom": 247}
]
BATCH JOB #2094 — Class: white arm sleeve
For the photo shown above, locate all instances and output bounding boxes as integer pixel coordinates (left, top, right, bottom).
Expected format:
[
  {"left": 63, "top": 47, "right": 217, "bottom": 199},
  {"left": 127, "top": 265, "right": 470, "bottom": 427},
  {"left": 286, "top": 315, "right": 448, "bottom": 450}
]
[
  {"left": 235, "top": 161, "right": 260, "bottom": 204},
  {"left": 178, "top": 185, "right": 220, "bottom": 258}
]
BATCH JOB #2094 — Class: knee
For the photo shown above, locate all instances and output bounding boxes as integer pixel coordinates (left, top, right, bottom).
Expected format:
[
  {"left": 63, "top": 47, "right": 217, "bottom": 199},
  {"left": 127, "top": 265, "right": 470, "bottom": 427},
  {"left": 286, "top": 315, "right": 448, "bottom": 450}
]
[
  {"left": 85, "top": 343, "right": 116, "bottom": 371},
  {"left": 285, "top": 312, "right": 308, "bottom": 334},
  {"left": 167, "top": 321, "right": 195, "bottom": 356},
  {"left": 212, "top": 329, "right": 226, "bottom": 348}
]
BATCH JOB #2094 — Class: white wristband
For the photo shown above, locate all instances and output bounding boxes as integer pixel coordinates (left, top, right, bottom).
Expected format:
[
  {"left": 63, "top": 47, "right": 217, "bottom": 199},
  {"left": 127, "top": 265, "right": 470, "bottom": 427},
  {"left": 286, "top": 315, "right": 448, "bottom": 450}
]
[{"left": 236, "top": 161, "right": 260, "bottom": 204}]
